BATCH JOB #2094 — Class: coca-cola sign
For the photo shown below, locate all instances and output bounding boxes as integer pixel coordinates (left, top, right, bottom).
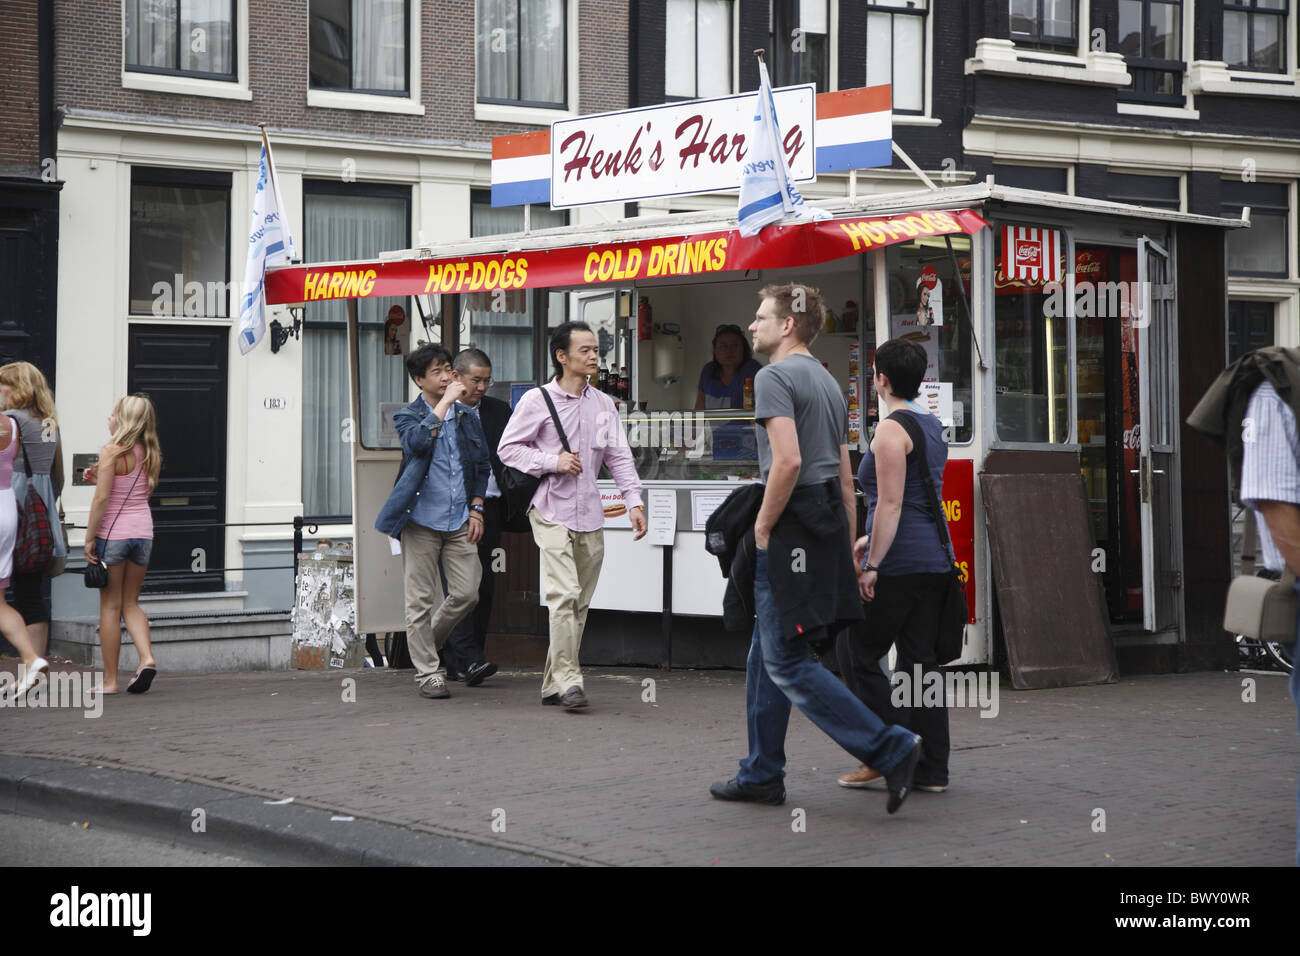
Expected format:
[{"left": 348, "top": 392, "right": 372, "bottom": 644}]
[{"left": 550, "top": 85, "right": 816, "bottom": 208}]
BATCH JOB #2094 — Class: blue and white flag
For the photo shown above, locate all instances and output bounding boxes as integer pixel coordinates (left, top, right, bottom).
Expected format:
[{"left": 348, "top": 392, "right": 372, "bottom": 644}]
[
  {"left": 737, "top": 61, "right": 828, "bottom": 238},
  {"left": 238, "top": 135, "right": 295, "bottom": 355}
]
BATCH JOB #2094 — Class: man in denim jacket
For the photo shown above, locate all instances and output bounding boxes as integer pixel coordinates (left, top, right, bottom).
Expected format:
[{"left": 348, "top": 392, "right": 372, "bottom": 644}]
[{"left": 376, "top": 344, "right": 491, "bottom": 699}]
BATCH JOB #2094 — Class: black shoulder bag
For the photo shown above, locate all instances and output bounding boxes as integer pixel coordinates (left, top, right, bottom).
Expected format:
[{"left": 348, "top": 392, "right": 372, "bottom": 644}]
[
  {"left": 499, "top": 388, "right": 571, "bottom": 523},
  {"left": 887, "top": 410, "right": 968, "bottom": 665},
  {"left": 84, "top": 455, "right": 143, "bottom": 589}
]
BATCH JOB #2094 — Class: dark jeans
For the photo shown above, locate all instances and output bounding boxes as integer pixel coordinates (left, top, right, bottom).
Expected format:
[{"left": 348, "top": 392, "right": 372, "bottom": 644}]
[
  {"left": 7, "top": 570, "right": 51, "bottom": 625},
  {"left": 440, "top": 496, "right": 503, "bottom": 675},
  {"left": 837, "top": 572, "right": 952, "bottom": 785}
]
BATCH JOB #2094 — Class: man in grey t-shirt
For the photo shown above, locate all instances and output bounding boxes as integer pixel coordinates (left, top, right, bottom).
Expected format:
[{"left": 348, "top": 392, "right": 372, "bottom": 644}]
[{"left": 709, "top": 283, "right": 923, "bottom": 814}]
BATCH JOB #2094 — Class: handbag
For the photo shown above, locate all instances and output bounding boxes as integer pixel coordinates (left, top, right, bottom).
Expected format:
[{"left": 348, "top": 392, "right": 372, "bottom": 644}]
[
  {"left": 888, "top": 411, "right": 968, "bottom": 665},
  {"left": 84, "top": 455, "right": 142, "bottom": 589},
  {"left": 1224, "top": 512, "right": 1298, "bottom": 643},
  {"left": 499, "top": 387, "right": 572, "bottom": 523},
  {"left": 8, "top": 417, "right": 54, "bottom": 575}
]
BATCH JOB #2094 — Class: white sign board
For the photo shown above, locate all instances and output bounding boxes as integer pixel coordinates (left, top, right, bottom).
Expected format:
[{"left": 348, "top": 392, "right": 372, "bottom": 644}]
[
  {"left": 551, "top": 85, "right": 817, "bottom": 208},
  {"left": 917, "top": 381, "right": 954, "bottom": 427},
  {"left": 647, "top": 489, "right": 677, "bottom": 546},
  {"left": 690, "top": 489, "right": 732, "bottom": 532}
]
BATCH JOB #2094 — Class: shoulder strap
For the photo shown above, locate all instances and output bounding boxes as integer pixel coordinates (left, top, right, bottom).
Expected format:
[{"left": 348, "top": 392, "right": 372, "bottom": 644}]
[
  {"left": 4, "top": 415, "right": 31, "bottom": 477},
  {"left": 886, "top": 410, "right": 956, "bottom": 565},
  {"left": 101, "top": 447, "right": 144, "bottom": 543},
  {"left": 1240, "top": 510, "right": 1258, "bottom": 576},
  {"left": 539, "top": 387, "right": 572, "bottom": 453}
]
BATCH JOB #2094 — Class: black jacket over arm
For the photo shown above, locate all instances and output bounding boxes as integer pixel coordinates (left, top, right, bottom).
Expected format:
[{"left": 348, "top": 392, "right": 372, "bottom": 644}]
[{"left": 707, "top": 477, "right": 863, "bottom": 640}]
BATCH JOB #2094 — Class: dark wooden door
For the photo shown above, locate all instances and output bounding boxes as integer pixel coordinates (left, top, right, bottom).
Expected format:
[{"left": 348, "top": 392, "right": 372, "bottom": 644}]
[{"left": 127, "top": 326, "right": 228, "bottom": 593}]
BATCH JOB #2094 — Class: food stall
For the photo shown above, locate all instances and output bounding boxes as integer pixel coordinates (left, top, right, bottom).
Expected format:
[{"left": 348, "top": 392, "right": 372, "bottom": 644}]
[{"left": 265, "top": 180, "right": 1243, "bottom": 679}]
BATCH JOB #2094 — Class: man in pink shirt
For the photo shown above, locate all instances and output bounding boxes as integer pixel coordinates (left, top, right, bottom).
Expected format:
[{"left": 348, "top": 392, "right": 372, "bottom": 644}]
[{"left": 497, "top": 321, "right": 647, "bottom": 710}]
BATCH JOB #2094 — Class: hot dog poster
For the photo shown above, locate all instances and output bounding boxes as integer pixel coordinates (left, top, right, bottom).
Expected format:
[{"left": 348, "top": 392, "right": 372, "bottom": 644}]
[{"left": 601, "top": 489, "right": 632, "bottom": 529}]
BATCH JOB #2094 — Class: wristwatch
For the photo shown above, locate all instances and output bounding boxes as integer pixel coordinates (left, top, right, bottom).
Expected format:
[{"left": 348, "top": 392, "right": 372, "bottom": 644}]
[
  {"left": 470, "top": 503, "right": 485, "bottom": 514},
  {"left": 863, "top": 562, "right": 880, "bottom": 574}
]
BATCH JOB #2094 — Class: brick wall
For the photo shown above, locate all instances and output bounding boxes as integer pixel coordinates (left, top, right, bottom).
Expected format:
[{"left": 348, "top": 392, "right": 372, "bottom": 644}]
[
  {"left": 54, "top": 1, "right": 629, "bottom": 148},
  {"left": 0, "top": 0, "right": 42, "bottom": 171}
]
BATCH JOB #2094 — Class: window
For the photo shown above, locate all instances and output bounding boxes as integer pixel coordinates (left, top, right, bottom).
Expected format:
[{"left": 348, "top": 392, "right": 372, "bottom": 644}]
[
  {"left": 1116, "top": 0, "right": 1184, "bottom": 102},
  {"left": 465, "top": 193, "right": 567, "bottom": 393},
  {"left": 866, "top": 0, "right": 926, "bottom": 114},
  {"left": 125, "top": 0, "right": 235, "bottom": 79},
  {"left": 1221, "top": 180, "right": 1290, "bottom": 276},
  {"left": 302, "top": 182, "right": 410, "bottom": 519},
  {"left": 128, "top": 168, "right": 230, "bottom": 316},
  {"left": 993, "top": 225, "right": 1071, "bottom": 444},
  {"left": 993, "top": 164, "right": 1070, "bottom": 193},
  {"left": 1228, "top": 300, "right": 1276, "bottom": 361},
  {"left": 1107, "top": 171, "right": 1181, "bottom": 210},
  {"left": 1223, "top": 0, "right": 1288, "bottom": 73},
  {"left": 665, "top": 0, "right": 733, "bottom": 99},
  {"left": 771, "top": 0, "right": 830, "bottom": 92},
  {"left": 884, "top": 237, "right": 975, "bottom": 444},
  {"left": 477, "top": 0, "right": 567, "bottom": 107},
  {"left": 1009, "top": 0, "right": 1077, "bottom": 52},
  {"left": 309, "top": 0, "right": 409, "bottom": 94}
]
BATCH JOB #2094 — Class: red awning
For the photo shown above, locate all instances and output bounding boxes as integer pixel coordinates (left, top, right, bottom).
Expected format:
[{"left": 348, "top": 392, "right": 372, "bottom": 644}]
[{"left": 264, "top": 208, "right": 988, "bottom": 305}]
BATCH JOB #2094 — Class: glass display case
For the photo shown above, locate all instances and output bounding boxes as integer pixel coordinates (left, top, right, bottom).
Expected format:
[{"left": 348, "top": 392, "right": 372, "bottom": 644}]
[{"left": 622, "top": 408, "right": 760, "bottom": 482}]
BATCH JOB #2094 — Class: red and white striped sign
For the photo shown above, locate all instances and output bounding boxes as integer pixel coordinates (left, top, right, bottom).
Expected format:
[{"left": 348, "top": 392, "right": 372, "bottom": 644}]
[{"left": 1002, "top": 226, "right": 1063, "bottom": 283}]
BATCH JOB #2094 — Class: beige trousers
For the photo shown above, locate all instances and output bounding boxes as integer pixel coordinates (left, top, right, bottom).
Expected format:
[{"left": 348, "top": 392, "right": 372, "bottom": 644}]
[
  {"left": 400, "top": 521, "right": 482, "bottom": 686},
  {"left": 530, "top": 511, "right": 605, "bottom": 697}
]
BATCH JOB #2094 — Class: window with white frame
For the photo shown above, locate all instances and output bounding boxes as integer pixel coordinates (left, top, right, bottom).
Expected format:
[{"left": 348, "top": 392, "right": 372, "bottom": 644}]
[
  {"left": 1223, "top": 0, "right": 1288, "bottom": 73},
  {"left": 665, "top": 0, "right": 734, "bottom": 99},
  {"left": 301, "top": 182, "right": 411, "bottom": 519},
  {"left": 1221, "top": 179, "right": 1290, "bottom": 277},
  {"left": 477, "top": 0, "right": 567, "bottom": 107},
  {"left": 771, "top": 0, "right": 830, "bottom": 92},
  {"left": 1116, "top": 0, "right": 1184, "bottom": 102},
  {"left": 125, "top": 0, "right": 235, "bottom": 78},
  {"left": 128, "top": 167, "right": 230, "bottom": 316},
  {"left": 866, "top": 0, "right": 926, "bottom": 114},
  {"left": 309, "top": 0, "right": 409, "bottom": 94},
  {"left": 1008, "top": 0, "right": 1077, "bottom": 52}
]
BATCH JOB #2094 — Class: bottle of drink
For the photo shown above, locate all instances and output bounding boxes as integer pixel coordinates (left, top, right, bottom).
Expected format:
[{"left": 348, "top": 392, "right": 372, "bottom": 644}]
[
  {"left": 743, "top": 377, "right": 754, "bottom": 410},
  {"left": 598, "top": 365, "right": 609, "bottom": 393},
  {"left": 619, "top": 365, "right": 630, "bottom": 401}
]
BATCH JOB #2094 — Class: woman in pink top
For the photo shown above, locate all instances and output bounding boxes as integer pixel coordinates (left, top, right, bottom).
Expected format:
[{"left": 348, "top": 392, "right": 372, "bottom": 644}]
[
  {"left": 84, "top": 394, "right": 162, "bottom": 694},
  {"left": 0, "top": 413, "right": 49, "bottom": 698}
]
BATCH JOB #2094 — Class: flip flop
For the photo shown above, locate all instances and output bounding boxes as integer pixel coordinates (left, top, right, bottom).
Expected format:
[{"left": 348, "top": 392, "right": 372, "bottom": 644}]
[{"left": 125, "top": 666, "right": 156, "bottom": 695}]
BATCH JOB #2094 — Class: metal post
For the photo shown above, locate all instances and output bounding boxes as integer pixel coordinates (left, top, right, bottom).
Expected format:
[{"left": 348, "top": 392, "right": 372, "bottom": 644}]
[{"left": 661, "top": 545, "right": 673, "bottom": 670}]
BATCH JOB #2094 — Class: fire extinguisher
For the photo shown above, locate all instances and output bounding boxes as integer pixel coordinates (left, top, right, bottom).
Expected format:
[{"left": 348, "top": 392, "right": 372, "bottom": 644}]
[{"left": 638, "top": 296, "right": 653, "bottom": 341}]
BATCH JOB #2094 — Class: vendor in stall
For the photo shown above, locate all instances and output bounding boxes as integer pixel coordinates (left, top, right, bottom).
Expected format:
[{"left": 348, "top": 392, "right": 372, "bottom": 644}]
[{"left": 694, "top": 324, "right": 763, "bottom": 410}]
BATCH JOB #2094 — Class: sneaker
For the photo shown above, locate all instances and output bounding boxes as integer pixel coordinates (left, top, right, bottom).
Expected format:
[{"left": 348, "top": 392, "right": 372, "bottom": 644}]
[
  {"left": 419, "top": 676, "right": 451, "bottom": 699},
  {"left": 884, "top": 736, "right": 923, "bottom": 814},
  {"left": 560, "top": 686, "right": 588, "bottom": 710},
  {"left": 709, "top": 776, "right": 786, "bottom": 806},
  {"left": 837, "top": 765, "right": 883, "bottom": 789},
  {"left": 464, "top": 660, "right": 498, "bottom": 687},
  {"left": 914, "top": 780, "right": 948, "bottom": 793}
]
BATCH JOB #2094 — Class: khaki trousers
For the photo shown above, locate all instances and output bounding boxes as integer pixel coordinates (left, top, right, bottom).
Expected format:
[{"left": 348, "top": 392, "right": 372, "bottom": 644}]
[
  {"left": 401, "top": 521, "right": 482, "bottom": 687},
  {"left": 530, "top": 511, "right": 604, "bottom": 697}
]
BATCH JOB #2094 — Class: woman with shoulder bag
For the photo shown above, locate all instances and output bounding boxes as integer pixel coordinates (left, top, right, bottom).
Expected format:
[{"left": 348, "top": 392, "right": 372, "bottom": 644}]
[
  {"left": 835, "top": 338, "right": 955, "bottom": 793},
  {"left": 0, "top": 362, "right": 67, "bottom": 658},
  {"left": 0, "top": 412, "right": 49, "bottom": 697},
  {"left": 83, "top": 394, "right": 161, "bottom": 695}
]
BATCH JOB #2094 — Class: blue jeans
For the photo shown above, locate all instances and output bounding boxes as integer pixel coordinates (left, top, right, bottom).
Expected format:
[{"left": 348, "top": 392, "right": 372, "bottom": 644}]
[{"left": 737, "top": 548, "right": 919, "bottom": 784}]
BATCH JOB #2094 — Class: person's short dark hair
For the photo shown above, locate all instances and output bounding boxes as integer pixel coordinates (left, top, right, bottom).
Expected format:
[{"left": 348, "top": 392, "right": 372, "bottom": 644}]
[
  {"left": 549, "top": 321, "right": 594, "bottom": 378},
  {"left": 454, "top": 347, "right": 492, "bottom": 374},
  {"left": 874, "top": 338, "right": 927, "bottom": 400},
  {"left": 406, "top": 343, "right": 453, "bottom": 383},
  {"left": 709, "top": 324, "right": 753, "bottom": 380}
]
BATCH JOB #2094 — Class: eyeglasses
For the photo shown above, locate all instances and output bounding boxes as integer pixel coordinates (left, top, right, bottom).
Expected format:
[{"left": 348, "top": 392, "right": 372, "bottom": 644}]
[{"left": 465, "top": 377, "right": 494, "bottom": 387}]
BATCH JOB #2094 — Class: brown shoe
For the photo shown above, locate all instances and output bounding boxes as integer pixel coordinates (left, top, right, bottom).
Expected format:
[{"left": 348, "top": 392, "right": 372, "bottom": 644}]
[
  {"left": 560, "top": 685, "right": 589, "bottom": 711},
  {"left": 837, "top": 765, "right": 883, "bottom": 789}
]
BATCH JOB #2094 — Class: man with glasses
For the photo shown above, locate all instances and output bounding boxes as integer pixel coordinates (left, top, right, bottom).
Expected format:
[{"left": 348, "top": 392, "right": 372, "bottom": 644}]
[{"left": 439, "top": 348, "right": 512, "bottom": 686}]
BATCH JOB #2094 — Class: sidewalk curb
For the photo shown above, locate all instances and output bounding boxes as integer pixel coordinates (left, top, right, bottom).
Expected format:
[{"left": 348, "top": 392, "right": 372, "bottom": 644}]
[{"left": 0, "top": 754, "right": 569, "bottom": 867}]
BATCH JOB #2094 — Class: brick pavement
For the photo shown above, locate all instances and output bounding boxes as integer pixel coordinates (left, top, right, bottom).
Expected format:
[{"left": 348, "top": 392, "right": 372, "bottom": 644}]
[{"left": 1, "top": 661, "right": 1295, "bottom": 866}]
